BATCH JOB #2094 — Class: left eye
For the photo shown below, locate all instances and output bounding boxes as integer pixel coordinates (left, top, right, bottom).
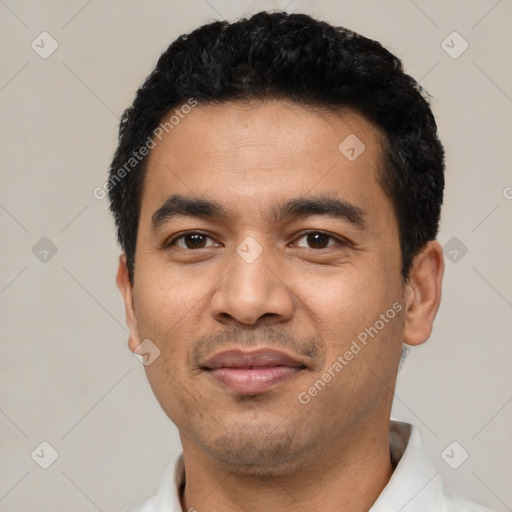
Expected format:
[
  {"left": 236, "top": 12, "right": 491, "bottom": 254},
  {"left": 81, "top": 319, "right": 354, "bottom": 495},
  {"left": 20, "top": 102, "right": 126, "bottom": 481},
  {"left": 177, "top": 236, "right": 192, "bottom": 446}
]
[{"left": 294, "top": 232, "right": 339, "bottom": 249}]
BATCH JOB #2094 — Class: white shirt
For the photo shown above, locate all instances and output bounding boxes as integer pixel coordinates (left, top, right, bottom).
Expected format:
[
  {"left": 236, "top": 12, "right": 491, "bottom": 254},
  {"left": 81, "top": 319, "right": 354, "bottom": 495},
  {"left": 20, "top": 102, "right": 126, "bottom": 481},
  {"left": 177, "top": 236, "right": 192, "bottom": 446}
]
[{"left": 125, "top": 420, "right": 495, "bottom": 511}]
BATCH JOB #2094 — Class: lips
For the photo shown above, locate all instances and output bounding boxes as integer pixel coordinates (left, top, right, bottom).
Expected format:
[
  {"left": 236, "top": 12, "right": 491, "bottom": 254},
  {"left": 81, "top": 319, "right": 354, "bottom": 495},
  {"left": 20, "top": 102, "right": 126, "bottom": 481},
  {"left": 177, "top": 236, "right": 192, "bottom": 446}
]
[{"left": 201, "top": 348, "right": 307, "bottom": 394}]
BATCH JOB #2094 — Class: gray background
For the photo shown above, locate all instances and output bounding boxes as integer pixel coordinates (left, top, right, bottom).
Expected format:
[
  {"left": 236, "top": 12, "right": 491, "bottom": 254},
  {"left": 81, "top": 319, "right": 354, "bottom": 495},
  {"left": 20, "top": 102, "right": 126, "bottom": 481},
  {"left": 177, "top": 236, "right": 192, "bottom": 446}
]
[{"left": 0, "top": 0, "right": 511, "bottom": 510}]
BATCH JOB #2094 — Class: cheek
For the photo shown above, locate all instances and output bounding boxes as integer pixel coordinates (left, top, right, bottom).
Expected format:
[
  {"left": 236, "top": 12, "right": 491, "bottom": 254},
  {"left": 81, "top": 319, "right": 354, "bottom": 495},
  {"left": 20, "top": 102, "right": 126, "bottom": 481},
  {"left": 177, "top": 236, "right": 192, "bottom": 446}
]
[
  {"left": 294, "top": 261, "right": 389, "bottom": 326},
  {"left": 133, "top": 260, "right": 212, "bottom": 337},
  {"left": 294, "top": 260, "right": 403, "bottom": 368},
  {"left": 134, "top": 269, "right": 205, "bottom": 421},
  {"left": 131, "top": 275, "right": 200, "bottom": 403}
]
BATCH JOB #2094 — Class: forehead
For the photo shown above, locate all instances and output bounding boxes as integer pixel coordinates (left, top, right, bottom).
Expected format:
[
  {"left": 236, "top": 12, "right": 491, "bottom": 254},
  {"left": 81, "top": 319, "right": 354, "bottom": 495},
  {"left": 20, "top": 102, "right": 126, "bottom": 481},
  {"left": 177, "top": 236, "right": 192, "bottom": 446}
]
[{"left": 140, "top": 99, "right": 392, "bottom": 228}]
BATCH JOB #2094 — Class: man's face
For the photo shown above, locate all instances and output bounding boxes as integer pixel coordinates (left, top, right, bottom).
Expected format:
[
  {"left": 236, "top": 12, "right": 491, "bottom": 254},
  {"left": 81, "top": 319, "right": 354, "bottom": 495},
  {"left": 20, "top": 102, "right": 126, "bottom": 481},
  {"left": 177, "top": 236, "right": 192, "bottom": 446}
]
[{"left": 119, "top": 100, "right": 409, "bottom": 473}]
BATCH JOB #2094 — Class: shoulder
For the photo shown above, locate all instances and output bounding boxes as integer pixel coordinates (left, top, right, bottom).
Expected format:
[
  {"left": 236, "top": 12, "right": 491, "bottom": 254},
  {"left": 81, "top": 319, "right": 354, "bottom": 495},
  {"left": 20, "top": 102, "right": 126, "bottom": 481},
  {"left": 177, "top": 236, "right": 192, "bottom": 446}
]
[{"left": 444, "top": 488, "right": 497, "bottom": 512}]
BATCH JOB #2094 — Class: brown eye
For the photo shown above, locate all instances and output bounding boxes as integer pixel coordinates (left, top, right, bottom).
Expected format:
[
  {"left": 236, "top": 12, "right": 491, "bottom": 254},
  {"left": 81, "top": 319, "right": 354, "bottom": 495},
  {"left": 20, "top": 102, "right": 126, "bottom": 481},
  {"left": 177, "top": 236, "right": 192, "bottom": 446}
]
[
  {"left": 295, "top": 231, "right": 338, "bottom": 249},
  {"left": 171, "top": 232, "right": 217, "bottom": 249}
]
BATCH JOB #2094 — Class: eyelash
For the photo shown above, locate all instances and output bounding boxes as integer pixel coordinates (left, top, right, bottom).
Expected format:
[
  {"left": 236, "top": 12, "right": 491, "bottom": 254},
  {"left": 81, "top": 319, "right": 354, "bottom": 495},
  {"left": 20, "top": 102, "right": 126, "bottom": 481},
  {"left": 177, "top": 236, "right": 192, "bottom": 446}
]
[{"left": 166, "top": 230, "right": 346, "bottom": 250}]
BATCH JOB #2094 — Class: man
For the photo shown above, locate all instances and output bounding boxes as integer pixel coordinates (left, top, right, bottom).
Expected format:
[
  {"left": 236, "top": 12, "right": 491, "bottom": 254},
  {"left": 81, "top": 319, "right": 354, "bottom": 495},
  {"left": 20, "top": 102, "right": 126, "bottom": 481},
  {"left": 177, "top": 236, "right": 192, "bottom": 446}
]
[{"left": 109, "top": 11, "right": 494, "bottom": 512}]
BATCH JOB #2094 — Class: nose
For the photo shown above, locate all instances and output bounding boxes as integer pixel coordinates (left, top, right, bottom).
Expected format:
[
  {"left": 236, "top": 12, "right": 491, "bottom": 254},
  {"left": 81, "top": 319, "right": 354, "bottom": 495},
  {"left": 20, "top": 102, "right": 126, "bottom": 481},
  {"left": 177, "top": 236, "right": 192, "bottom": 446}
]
[{"left": 210, "top": 240, "right": 295, "bottom": 326}]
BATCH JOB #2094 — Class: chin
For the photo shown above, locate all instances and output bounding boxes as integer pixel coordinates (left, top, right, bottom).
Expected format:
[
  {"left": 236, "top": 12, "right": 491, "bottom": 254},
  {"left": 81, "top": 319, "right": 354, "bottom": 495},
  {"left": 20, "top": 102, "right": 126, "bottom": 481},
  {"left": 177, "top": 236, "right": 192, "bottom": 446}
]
[{"left": 196, "top": 424, "right": 316, "bottom": 476}]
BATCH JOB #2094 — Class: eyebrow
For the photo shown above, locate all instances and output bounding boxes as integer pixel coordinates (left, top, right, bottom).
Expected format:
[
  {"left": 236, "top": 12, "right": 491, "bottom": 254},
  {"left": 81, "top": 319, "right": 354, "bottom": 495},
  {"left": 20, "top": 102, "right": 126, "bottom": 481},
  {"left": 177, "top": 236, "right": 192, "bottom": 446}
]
[
  {"left": 270, "top": 195, "right": 367, "bottom": 230},
  {"left": 152, "top": 194, "right": 228, "bottom": 227},
  {"left": 151, "top": 193, "right": 367, "bottom": 230}
]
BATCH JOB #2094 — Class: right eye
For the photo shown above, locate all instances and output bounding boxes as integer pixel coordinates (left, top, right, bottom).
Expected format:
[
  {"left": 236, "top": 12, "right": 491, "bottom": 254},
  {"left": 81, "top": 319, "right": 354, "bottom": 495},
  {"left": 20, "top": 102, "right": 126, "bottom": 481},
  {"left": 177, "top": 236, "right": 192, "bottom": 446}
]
[{"left": 166, "top": 231, "right": 219, "bottom": 250}]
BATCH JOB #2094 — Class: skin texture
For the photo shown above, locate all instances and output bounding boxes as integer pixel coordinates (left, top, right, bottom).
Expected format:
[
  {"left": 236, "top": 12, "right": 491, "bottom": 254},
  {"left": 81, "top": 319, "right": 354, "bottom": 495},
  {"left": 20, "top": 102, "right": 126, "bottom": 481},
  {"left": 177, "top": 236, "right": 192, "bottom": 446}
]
[{"left": 117, "top": 99, "right": 444, "bottom": 512}]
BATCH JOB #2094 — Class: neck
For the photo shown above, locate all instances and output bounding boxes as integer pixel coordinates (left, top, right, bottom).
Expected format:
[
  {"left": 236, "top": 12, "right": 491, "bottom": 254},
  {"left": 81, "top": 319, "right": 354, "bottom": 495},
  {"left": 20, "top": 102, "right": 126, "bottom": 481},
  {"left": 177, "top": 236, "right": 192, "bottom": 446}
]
[{"left": 180, "top": 417, "right": 394, "bottom": 512}]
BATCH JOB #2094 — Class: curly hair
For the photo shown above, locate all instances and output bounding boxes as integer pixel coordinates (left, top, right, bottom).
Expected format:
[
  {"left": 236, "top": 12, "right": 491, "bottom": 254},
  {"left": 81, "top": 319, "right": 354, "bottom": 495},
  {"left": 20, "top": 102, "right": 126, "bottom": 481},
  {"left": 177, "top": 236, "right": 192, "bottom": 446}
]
[{"left": 108, "top": 11, "right": 445, "bottom": 283}]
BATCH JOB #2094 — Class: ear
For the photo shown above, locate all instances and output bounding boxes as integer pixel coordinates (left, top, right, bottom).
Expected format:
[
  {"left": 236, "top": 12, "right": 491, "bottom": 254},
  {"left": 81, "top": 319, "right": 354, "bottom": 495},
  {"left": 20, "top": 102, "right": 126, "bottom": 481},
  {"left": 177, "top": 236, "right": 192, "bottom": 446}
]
[
  {"left": 403, "top": 240, "right": 444, "bottom": 346},
  {"left": 116, "top": 254, "right": 142, "bottom": 353}
]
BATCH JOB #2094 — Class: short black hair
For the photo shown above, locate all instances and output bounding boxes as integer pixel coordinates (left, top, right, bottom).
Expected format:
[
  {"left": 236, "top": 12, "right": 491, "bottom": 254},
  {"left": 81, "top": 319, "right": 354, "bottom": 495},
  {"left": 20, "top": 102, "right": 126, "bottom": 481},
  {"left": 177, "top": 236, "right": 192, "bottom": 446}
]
[{"left": 108, "top": 11, "right": 444, "bottom": 283}]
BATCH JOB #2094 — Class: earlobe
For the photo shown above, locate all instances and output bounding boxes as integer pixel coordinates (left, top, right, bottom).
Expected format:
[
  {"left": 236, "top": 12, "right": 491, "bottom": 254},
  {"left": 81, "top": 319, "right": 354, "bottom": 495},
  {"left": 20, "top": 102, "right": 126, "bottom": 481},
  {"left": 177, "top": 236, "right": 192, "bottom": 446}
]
[
  {"left": 403, "top": 241, "right": 445, "bottom": 347},
  {"left": 116, "top": 254, "right": 142, "bottom": 353}
]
